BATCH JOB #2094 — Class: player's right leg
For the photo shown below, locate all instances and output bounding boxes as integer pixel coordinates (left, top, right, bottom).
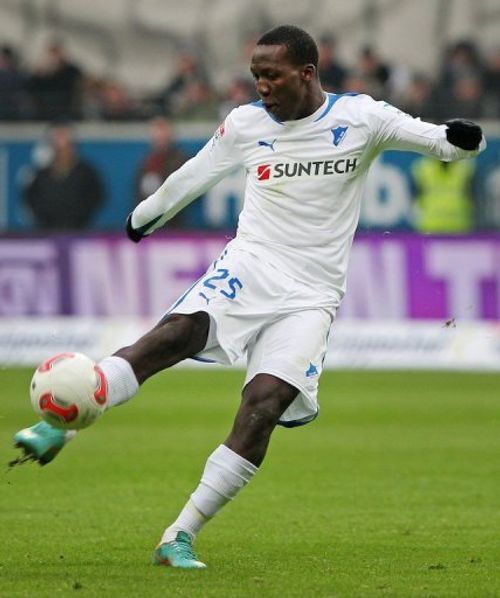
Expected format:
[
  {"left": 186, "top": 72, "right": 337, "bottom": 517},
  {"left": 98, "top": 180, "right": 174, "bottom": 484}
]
[{"left": 12, "top": 312, "right": 210, "bottom": 466}]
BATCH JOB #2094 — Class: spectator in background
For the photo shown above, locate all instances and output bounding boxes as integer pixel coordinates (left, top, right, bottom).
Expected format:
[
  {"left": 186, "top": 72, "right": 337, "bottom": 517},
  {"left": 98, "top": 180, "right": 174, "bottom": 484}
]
[
  {"left": 79, "top": 75, "right": 104, "bottom": 120},
  {"left": 317, "top": 35, "right": 348, "bottom": 93},
  {"left": 27, "top": 41, "right": 83, "bottom": 121},
  {"left": 23, "top": 122, "right": 105, "bottom": 230},
  {"left": 155, "top": 49, "right": 210, "bottom": 117},
  {"left": 0, "top": 45, "right": 28, "bottom": 120},
  {"left": 98, "top": 79, "right": 139, "bottom": 121},
  {"left": 435, "top": 39, "right": 484, "bottom": 117},
  {"left": 218, "top": 76, "right": 256, "bottom": 120},
  {"left": 398, "top": 73, "right": 436, "bottom": 121},
  {"left": 411, "top": 156, "right": 476, "bottom": 234},
  {"left": 230, "top": 33, "right": 259, "bottom": 88},
  {"left": 342, "top": 71, "right": 367, "bottom": 94},
  {"left": 440, "top": 40, "right": 483, "bottom": 88},
  {"left": 484, "top": 47, "right": 500, "bottom": 118},
  {"left": 171, "top": 79, "right": 219, "bottom": 121},
  {"left": 357, "top": 46, "right": 391, "bottom": 98},
  {"left": 448, "top": 75, "right": 485, "bottom": 119},
  {"left": 135, "top": 116, "right": 189, "bottom": 209}
]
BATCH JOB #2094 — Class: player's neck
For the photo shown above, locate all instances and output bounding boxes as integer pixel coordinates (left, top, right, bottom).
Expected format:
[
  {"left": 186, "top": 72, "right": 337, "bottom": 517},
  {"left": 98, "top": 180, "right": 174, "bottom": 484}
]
[{"left": 295, "top": 87, "right": 326, "bottom": 120}]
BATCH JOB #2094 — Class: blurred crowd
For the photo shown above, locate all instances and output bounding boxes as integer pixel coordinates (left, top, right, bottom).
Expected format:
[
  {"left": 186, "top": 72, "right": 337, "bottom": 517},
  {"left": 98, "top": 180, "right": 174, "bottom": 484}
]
[
  {"left": 6, "top": 34, "right": 499, "bottom": 235},
  {"left": 19, "top": 115, "right": 490, "bottom": 235},
  {"left": 1, "top": 35, "right": 500, "bottom": 123}
]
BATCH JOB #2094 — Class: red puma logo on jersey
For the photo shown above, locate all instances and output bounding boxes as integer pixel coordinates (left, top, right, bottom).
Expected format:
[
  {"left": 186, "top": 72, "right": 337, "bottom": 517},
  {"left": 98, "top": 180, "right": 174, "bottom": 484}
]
[{"left": 257, "top": 164, "right": 271, "bottom": 180}]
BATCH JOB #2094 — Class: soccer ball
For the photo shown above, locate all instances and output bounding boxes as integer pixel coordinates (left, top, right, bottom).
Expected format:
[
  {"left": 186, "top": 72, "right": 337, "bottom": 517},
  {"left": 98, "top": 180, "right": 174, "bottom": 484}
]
[{"left": 30, "top": 352, "right": 108, "bottom": 430}]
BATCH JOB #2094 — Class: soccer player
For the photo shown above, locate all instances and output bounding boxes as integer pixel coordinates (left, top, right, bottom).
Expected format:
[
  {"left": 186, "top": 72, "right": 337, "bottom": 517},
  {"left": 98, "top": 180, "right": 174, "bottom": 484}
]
[{"left": 14, "top": 25, "right": 485, "bottom": 568}]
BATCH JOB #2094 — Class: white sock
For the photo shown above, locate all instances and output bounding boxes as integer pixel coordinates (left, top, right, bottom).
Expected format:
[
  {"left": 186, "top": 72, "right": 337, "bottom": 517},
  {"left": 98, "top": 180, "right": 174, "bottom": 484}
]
[
  {"left": 161, "top": 444, "right": 258, "bottom": 543},
  {"left": 98, "top": 356, "right": 139, "bottom": 409},
  {"left": 161, "top": 499, "right": 208, "bottom": 544},
  {"left": 63, "top": 430, "right": 77, "bottom": 443}
]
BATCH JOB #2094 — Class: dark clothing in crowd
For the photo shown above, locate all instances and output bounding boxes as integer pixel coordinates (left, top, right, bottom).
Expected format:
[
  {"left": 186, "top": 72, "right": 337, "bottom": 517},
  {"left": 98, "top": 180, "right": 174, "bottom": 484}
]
[
  {"left": 28, "top": 61, "right": 82, "bottom": 121},
  {"left": 0, "top": 45, "right": 27, "bottom": 120},
  {"left": 317, "top": 36, "right": 348, "bottom": 93},
  {"left": 319, "top": 62, "right": 347, "bottom": 93},
  {"left": 484, "top": 51, "right": 500, "bottom": 117},
  {"left": 24, "top": 160, "right": 104, "bottom": 230},
  {"left": 0, "top": 68, "right": 26, "bottom": 120}
]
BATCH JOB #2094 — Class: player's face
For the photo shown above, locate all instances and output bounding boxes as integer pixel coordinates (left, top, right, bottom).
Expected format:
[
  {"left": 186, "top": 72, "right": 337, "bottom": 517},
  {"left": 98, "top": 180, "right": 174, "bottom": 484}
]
[{"left": 250, "top": 44, "right": 316, "bottom": 121}]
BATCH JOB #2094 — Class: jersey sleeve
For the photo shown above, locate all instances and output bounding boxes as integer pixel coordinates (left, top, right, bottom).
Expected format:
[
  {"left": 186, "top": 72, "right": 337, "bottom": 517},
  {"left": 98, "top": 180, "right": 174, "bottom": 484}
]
[
  {"left": 131, "top": 112, "right": 243, "bottom": 234},
  {"left": 369, "top": 99, "right": 486, "bottom": 161}
]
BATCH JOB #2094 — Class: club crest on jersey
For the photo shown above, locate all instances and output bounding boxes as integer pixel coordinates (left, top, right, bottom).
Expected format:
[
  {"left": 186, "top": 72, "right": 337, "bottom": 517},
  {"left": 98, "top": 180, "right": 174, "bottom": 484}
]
[
  {"left": 305, "top": 363, "right": 319, "bottom": 377},
  {"left": 331, "top": 126, "right": 348, "bottom": 147}
]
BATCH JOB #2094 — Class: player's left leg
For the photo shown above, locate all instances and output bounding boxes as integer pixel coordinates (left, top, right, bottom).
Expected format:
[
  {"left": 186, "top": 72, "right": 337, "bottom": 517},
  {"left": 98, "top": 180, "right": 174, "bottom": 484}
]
[
  {"left": 13, "top": 312, "right": 210, "bottom": 466},
  {"left": 154, "top": 373, "right": 298, "bottom": 568}
]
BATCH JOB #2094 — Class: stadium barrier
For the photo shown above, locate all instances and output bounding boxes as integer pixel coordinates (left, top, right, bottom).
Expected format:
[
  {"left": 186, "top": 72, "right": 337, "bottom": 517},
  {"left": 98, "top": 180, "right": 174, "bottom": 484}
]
[
  {"left": 0, "top": 232, "right": 498, "bottom": 369},
  {"left": 0, "top": 233, "right": 498, "bottom": 320},
  {"left": 0, "top": 317, "right": 498, "bottom": 371}
]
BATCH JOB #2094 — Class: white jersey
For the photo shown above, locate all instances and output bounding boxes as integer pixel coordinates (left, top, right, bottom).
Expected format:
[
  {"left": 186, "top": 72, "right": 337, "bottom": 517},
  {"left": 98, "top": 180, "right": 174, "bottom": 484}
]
[{"left": 132, "top": 93, "right": 485, "bottom": 308}]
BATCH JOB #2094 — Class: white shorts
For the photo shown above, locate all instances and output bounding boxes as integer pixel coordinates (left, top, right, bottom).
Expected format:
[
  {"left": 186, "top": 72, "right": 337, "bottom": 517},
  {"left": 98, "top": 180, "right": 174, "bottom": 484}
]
[{"left": 167, "top": 240, "right": 335, "bottom": 426}]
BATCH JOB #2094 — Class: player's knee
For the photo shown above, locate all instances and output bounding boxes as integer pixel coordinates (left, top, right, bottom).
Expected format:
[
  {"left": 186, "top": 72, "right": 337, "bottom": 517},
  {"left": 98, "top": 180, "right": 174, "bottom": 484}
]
[{"left": 242, "top": 376, "right": 298, "bottom": 431}]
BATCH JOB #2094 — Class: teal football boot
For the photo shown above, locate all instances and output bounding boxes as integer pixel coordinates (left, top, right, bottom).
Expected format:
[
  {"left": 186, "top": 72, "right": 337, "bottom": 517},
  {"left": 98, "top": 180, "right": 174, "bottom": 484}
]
[
  {"left": 153, "top": 532, "right": 206, "bottom": 569},
  {"left": 11, "top": 421, "right": 74, "bottom": 467}
]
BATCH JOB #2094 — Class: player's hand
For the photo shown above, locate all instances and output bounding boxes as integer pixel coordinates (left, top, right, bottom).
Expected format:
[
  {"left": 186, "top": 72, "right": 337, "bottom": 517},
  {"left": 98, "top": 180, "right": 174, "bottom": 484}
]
[
  {"left": 125, "top": 213, "right": 144, "bottom": 243},
  {"left": 444, "top": 119, "right": 482, "bottom": 151}
]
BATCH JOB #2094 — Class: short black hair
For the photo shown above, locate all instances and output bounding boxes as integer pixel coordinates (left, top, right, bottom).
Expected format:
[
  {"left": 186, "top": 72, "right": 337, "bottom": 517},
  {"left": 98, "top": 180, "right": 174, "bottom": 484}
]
[{"left": 257, "top": 25, "right": 318, "bottom": 68}]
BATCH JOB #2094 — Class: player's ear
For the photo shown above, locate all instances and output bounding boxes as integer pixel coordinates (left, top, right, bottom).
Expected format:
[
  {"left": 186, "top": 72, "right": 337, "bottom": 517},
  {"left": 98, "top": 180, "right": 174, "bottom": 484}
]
[{"left": 301, "top": 64, "right": 316, "bottom": 81}]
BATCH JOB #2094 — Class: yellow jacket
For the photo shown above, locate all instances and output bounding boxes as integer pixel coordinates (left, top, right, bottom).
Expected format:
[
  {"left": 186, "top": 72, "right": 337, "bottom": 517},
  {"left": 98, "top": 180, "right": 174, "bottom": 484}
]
[{"left": 412, "top": 158, "right": 475, "bottom": 233}]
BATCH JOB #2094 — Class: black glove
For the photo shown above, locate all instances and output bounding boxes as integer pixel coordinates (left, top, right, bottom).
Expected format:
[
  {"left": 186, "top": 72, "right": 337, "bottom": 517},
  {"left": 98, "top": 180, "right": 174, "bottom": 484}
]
[
  {"left": 444, "top": 119, "right": 482, "bottom": 151},
  {"left": 125, "top": 213, "right": 144, "bottom": 243}
]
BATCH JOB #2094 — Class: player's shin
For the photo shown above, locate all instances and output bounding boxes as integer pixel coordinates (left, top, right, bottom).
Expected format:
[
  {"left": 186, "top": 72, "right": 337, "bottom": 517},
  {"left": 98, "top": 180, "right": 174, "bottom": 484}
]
[{"left": 161, "top": 444, "right": 258, "bottom": 543}]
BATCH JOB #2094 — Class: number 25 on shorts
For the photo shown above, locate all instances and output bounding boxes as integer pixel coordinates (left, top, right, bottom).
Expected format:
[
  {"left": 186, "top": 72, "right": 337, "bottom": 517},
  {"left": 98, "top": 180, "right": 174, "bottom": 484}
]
[{"left": 203, "top": 268, "right": 243, "bottom": 300}]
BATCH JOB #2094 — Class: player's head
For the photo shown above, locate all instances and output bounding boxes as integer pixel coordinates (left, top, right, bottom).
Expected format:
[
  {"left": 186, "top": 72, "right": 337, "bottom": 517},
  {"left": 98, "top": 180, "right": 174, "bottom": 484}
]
[
  {"left": 150, "top": 116, "right": 174, "bottom": 149},
  {"left": 251, "top": 25, "right": 323, "bottom": 121},
  {"left": 257, "top": 25, "right": 319, "bottom": 69},
  {"left": 48, "top": 120, "right": 76, "bottom": 156}
]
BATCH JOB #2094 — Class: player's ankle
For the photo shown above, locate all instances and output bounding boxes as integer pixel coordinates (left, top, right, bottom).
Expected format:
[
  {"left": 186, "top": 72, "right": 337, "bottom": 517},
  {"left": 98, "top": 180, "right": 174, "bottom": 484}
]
[
  {"left": 98, "top": 356, "right": 139, "bottom": 408},
  {"left": 63, "top": 429, "right": 78, "bottom": 443},
  {"left": 162, "top": 526, "right": 195, "bottom": 544}
]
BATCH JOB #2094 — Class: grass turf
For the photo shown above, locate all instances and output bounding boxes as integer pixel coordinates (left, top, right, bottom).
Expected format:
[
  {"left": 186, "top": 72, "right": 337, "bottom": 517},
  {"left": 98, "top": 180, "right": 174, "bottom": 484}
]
[{"left": 0, "top": 368, "right": 499, "bottom": 598}]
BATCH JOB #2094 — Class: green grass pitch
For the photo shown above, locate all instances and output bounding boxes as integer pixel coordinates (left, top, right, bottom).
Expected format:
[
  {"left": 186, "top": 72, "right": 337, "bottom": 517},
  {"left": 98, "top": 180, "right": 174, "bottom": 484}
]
[{"left": 1, "top": 368, "right": 499, "bottom": 597}]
